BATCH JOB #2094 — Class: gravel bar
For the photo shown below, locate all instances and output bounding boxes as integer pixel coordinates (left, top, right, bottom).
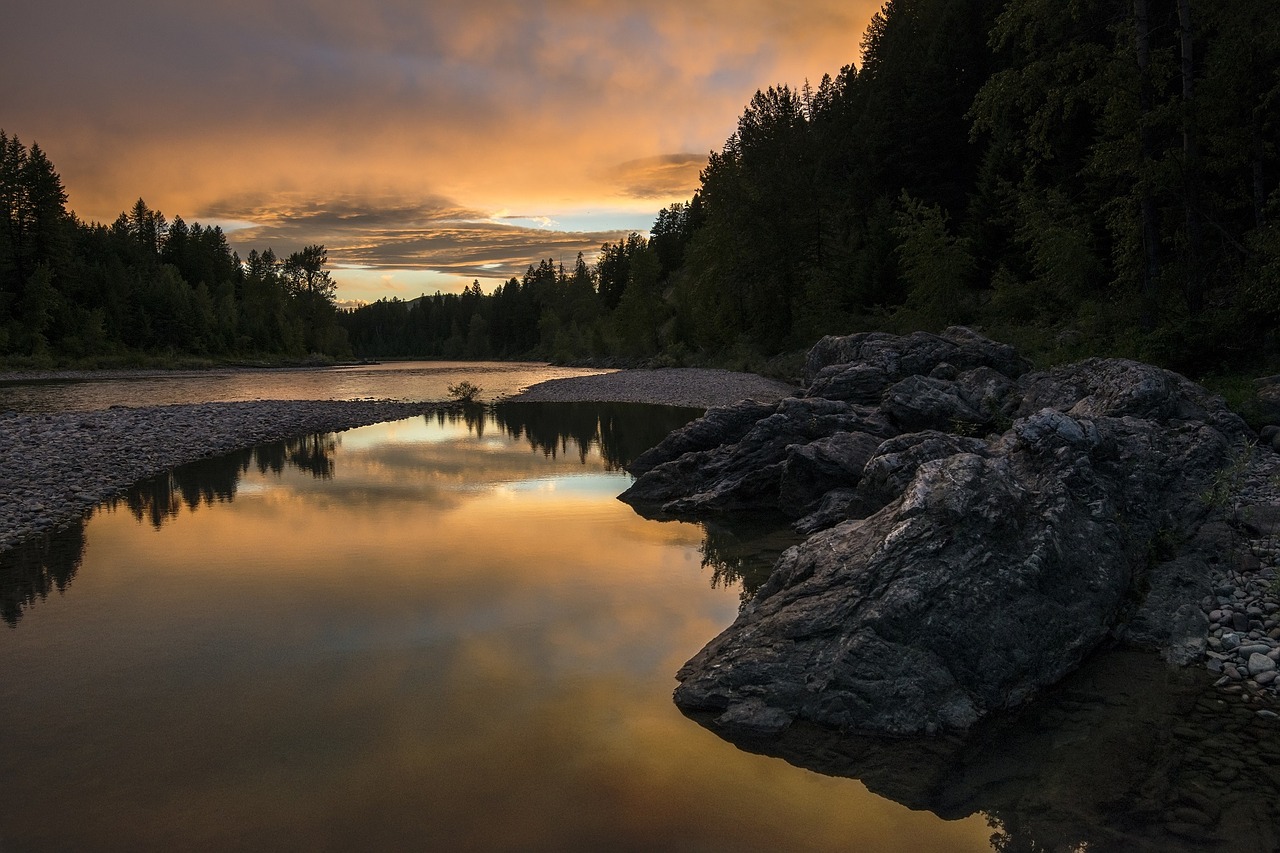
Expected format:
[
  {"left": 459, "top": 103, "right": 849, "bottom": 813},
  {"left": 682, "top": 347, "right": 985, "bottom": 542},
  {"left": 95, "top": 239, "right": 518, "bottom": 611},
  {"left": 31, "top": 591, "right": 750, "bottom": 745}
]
[
  {"left": 505, "top": 367, "right": 797, "bottom": 408},
  {"left": 1, "top": 368, "right": 794, "bottom": 552},
  {"left": 0, "top": 399, "right": 443, "bottom": 552}
]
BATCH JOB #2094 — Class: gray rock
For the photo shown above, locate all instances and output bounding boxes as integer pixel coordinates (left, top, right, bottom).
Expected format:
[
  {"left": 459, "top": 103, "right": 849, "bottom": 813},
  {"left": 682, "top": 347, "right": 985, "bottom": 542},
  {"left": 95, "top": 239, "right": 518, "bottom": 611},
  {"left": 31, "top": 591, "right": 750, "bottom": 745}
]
[
  {"left": 712, "top": 698, "right": 794, "bottom": 737},
  {"left": 1247, "top": 653, "right": 1277, "bottom": 675},
  {"left": 621, "top": 397, "right": 889, "bottom": 516},
  {"left": 624, "top": 328, "right": 1253, "bottom": 734},
  {"left": 777, "top": 431, "right": 882, "bottom": 520},
  {"left": 627, "top": 399, "right": 777, "bottom": 478}
]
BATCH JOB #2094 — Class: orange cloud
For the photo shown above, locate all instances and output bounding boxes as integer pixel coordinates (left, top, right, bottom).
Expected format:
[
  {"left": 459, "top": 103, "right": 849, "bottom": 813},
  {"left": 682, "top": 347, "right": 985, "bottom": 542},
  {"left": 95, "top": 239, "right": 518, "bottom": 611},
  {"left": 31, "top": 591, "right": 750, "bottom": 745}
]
[{"left": 1, "top": 1, "right": 883, "bottom": 298}]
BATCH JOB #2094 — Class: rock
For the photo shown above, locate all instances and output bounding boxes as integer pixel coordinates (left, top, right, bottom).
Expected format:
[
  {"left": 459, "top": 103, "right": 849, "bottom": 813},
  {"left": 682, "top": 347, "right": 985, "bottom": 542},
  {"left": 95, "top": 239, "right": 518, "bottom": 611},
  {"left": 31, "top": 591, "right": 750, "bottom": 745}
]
[
  {"left": 777, "top": 431, "right": 882, "bottom": 520},
  {"left": 625, "top": 327, "right": 1254, "bottom": 735},
  {"left": 801, "top": 326, "right": 1030, "bottom": 392},
  {"left": 1253, "top": 376, "right": 1280, "bottom": 425},
  {"left": 626, "top": 399, "right": 777, "bottom": 478},
  {"left": 712, "top": 698, "right": 794, "bottom": 737},
  {"left": 620, "top": 397, "right": 889, "bottom": 516},
  {"left": 1248, "top": 653, "right": 1277, "bottom": 675}
]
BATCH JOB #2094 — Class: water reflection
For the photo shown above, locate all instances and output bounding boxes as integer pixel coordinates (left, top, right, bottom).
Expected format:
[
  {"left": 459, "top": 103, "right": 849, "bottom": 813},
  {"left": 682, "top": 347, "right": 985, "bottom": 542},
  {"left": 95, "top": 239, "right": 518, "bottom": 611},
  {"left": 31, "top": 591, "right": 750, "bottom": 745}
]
[
  {"left": 0, "top": 403, "right": 707, "bottom": 626},
  {"left": 699, "top": 516, "right": 805, "bottom": 603},
  {"left": 111, "top": 435, "right": 339, "bottom": 531},
  {"left": 491, "top": 400, "right": 704, "bottom": 470},
  {"left": 0, "top": 401, "right": 998, "bottom": 852},
  {"left": 0, "top": 524, "right": 85, "bottom": 627},
  {"left": 687, "top": 647, "right": 1280, "bottom": 852}
]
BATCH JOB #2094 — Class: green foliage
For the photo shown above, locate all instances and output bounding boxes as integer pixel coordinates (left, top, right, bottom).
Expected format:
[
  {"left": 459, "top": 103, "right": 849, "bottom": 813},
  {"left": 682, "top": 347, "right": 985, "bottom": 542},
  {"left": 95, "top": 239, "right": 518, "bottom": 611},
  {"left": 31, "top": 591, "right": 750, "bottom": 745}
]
[
  {"left": 891, "top": 192, "right": 976, "bottom": 330},
  {"left": 0, "top": 131, "right": 351, "bottom": 366},
  {"left": 446, "top": 380, "right": 482, "bottom": 404},
  {"left": 10, "top": 0, "right": 1280, "bottom": 375}
]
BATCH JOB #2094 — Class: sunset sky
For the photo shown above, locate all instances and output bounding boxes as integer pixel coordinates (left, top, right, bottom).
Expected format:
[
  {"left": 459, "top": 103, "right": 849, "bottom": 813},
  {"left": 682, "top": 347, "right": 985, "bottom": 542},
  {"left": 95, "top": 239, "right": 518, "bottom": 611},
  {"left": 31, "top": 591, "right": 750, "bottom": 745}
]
[{"left": 2, "top": 1, "right": 880, "bottom": 304}]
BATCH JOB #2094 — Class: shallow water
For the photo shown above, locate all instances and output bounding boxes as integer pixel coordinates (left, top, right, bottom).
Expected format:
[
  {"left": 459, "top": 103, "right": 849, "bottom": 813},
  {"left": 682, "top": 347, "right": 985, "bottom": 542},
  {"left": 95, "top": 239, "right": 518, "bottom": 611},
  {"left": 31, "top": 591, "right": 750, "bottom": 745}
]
[
  {"left": 0, "top": 403, "right": 995, "bottom": 852},
  {"left": 0, "top": 360, "right": 606, "bottom": 412}
]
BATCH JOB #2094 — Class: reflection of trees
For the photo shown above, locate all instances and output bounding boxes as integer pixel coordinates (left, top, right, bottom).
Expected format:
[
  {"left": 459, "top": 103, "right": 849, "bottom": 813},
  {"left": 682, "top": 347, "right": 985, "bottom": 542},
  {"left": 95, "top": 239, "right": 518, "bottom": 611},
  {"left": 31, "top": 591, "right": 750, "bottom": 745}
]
[
  {"left": 0, "top": 521, "right": 86, "bottom": 627},
  {"left": 110, "top": 433, "right": 338, "bottom": 529},
  {"left": 488, "top": 401, "right": 703, "bottom": 470},
  {"left": 0, "top": 433, "right": 341, "bottom": 626},
  {"left": 699, "top": 518, "right": 805, "bottom": 604}
]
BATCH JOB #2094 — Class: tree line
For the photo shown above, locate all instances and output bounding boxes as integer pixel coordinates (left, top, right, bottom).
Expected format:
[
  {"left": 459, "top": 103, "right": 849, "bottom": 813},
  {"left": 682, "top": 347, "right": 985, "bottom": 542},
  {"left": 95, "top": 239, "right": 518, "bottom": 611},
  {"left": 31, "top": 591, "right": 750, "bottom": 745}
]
[
  {"left": 0, "top": 131, "right": 349, "bottom": 364},
  {"left": 5, "top": 0, "right": 1277, "bottom": 375},
  {"left": 345, "top": 0, "right": 1279, "bottom": 376}
]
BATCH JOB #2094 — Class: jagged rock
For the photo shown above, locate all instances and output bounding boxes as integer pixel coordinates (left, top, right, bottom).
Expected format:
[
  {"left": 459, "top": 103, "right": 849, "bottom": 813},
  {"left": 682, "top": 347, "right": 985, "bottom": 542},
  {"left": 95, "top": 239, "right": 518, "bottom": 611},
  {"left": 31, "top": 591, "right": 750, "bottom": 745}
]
[
  {"left": 620, "top": 327, "right": 1251, "bottom": 735},
  {"left": 777, "top": 431, "right": 882, "bottom": 519},
  {"left": 803, "top": 327, "right": 1030, "bottom": 393},
  {"left": 621, "top": 397, "right": 891, "bottom": 515},
  {"left": 627, "top": 399, "right": 777, "bottom": 478}
]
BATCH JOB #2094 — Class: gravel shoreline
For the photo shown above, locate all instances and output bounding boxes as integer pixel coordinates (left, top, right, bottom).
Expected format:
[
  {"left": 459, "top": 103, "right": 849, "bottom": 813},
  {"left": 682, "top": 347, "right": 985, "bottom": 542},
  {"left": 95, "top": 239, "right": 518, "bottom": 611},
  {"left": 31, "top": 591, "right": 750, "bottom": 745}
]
[
  {"left": 0, "top": 400, "right": 446, "bottom": 552},
  {"left": 0, "top": 367, "right": 793, "bottom": 552},
  {"left": 505, "top": 368, "right": 797, "bottom": 408}
]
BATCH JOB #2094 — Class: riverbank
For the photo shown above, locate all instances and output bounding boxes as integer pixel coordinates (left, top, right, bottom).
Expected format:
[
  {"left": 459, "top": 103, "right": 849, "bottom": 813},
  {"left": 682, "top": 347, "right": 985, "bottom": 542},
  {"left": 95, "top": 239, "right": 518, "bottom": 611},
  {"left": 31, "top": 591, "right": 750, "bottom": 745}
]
[
  {"left": 0, "top": 367, "right": 793, "bottom": 552},
  {"left": 504, "top": 367, "right": 797, "bottom": 407},
  {"left": 0, "top": 399, "right": 444, "bottom": 551}
]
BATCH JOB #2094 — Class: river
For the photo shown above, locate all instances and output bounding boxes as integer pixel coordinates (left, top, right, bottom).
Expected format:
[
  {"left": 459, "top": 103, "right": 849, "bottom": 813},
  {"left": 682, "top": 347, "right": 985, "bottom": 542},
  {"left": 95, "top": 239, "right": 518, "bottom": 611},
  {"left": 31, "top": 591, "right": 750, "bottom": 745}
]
[{"left": 1, "top": 364, "right": 1276, "bottom": 851}]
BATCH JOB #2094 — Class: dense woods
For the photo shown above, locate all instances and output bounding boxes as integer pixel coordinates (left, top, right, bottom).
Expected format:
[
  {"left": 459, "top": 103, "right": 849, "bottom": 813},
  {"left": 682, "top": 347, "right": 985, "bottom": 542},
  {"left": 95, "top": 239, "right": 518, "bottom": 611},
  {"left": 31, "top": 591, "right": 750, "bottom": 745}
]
[
  {"left": 4, "top": 0, "right": 1278, "bottom": 376},
  {"left": 0, "top": 132, "right": 349, "bottom": 364}
]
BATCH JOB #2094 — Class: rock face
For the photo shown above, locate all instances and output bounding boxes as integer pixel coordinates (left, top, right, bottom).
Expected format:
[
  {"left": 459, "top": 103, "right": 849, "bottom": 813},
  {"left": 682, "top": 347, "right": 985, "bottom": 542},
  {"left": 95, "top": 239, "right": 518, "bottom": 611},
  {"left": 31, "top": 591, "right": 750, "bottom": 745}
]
[{"left": 620, "top": 327, "right": 1251, "bottom": 735}]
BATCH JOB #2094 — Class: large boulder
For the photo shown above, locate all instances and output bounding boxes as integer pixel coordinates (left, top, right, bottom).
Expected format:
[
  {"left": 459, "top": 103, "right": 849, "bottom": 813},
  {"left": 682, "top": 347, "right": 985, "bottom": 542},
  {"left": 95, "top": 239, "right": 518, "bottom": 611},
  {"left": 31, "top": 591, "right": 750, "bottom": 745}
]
[
  {"left": 621, "top": 327, "right": 1250, "bottom": 736},
  {"left": 620, "top": 397, "right": 892, "bottom": 515}
]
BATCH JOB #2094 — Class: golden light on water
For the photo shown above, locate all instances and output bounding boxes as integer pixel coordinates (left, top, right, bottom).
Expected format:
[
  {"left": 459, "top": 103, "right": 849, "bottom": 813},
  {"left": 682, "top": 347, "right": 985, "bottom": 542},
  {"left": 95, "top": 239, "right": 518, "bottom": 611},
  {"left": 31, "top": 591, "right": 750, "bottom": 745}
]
[{"left": 0, "top": 416, "right": 994, "bottom": 850}]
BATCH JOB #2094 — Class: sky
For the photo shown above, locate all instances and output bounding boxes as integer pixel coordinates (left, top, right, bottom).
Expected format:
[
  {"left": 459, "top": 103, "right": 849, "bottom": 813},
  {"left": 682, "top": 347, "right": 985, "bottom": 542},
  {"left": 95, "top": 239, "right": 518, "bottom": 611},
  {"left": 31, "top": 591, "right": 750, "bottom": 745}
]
[{"left": 2, "top": 1, "right": 880, "bottom": 305}]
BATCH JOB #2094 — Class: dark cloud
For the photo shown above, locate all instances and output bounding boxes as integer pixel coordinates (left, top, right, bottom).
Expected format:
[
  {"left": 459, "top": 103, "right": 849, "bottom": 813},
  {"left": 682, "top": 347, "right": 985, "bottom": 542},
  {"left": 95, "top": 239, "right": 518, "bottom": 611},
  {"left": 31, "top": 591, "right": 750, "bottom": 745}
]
[{"left": 217, "top": 194, "right": 628, "bottom": 281}]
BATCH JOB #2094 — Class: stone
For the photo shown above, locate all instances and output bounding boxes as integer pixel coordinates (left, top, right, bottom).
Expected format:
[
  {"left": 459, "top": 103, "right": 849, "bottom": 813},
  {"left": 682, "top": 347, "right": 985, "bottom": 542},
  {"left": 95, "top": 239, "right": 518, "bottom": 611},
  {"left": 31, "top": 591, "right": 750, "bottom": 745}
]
[
  {"left": 1247, "top": 653, "right": 1277, "bottom": 675},
  {"left": 712, "top": 698, "right": 793, "bottom": 737},
  {"left": 626, "top": 327, "right": 1253, "bottom": 735},
  {"left": 777, "top": 431, "right": 883, "bottom": 521}
]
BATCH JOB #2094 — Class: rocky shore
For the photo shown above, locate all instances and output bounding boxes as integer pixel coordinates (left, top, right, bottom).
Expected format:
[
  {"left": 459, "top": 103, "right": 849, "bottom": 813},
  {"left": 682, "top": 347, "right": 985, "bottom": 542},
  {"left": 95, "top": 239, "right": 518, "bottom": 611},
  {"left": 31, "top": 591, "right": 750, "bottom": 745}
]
[
  {"left": 0, "top": 366, "right": 792, "bottom": 553},
  {"left": 620, "top": 327, "right": 1280, "bottom": 734},
  {"left": 506, "top": 367, "right": 797, "bottom": 407},
  {"left": 1204, "top": 457, "right": 1280, "bottom": 710}
]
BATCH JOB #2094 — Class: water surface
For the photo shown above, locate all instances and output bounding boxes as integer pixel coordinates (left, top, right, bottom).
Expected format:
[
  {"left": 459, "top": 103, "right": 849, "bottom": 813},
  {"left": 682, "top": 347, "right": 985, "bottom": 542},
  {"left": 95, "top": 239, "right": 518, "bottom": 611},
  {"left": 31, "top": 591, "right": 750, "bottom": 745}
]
[
  {"left": 0, "top": 403, "right": 995, "bottom": 852},
  {"left": 0, "top": 360, "right": 605, "bottom": 412}
]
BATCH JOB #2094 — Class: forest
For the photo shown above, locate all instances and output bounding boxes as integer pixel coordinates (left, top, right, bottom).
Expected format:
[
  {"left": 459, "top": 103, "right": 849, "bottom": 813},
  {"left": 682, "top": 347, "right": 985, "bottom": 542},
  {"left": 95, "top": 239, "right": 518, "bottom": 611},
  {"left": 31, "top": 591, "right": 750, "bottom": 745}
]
[
  {"left": 341, "top": 0, "right": 1280, "bottom": 378},
  {"left": 0, "top": 136, "right": 349, "bottom": 364},
  {"left": 3, "top": 0, "right": 1278, "bottom": 380}
]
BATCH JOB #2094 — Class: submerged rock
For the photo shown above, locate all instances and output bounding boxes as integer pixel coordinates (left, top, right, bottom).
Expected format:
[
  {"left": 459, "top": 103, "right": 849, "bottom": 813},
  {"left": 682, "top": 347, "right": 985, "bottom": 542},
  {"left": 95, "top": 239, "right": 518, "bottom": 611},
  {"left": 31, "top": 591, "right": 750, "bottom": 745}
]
[{"left": 621, "top": 327, "right": 1251, "bottom": 735}]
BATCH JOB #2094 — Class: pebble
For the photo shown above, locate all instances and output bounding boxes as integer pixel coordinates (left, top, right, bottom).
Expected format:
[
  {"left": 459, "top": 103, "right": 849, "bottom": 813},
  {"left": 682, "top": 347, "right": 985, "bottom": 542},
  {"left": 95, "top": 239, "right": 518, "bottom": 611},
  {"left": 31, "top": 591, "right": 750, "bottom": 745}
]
[{"left": 1199, "top": 449, "right": 1280, "bottom": 706}]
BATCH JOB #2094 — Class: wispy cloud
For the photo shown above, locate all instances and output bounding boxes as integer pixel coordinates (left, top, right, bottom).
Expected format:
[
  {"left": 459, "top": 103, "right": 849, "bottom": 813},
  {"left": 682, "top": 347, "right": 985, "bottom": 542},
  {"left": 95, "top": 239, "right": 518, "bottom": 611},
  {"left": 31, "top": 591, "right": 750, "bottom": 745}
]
[
  {"left": 1, "top": 0, "right": 880, "bottom": 300},
  {"left": 214, "top": 194, "right": 630, "bottom": 283}
]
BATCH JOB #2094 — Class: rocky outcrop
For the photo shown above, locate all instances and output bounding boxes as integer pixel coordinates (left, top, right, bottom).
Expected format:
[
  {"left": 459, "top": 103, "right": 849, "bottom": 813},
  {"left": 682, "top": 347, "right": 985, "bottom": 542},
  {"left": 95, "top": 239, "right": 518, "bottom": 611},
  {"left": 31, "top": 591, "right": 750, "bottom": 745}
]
[{"left": 620, "top": 327, "right": 1252, "bottom": 736}]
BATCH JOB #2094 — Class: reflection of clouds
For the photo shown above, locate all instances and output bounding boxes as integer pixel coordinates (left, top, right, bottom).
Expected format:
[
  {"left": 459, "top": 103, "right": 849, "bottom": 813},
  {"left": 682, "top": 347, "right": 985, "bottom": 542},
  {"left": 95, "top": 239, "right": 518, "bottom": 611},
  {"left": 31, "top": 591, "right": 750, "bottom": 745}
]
[{"left": 0, "top": 398, "right": 993, "bottom": 851}]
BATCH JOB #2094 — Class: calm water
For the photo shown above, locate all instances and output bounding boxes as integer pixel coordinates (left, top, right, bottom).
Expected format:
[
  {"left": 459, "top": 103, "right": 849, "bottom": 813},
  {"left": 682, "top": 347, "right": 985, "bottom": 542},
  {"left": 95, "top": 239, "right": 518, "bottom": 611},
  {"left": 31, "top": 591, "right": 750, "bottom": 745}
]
[
  {"left": 0, "top": 402, "right": 994, "bottom": 852},
  {"left": 0, "top": 361, "right": 607, "bottom": 412},
  {"left": 3, "top": 364, "right": 1278, "bottom": 851}
]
